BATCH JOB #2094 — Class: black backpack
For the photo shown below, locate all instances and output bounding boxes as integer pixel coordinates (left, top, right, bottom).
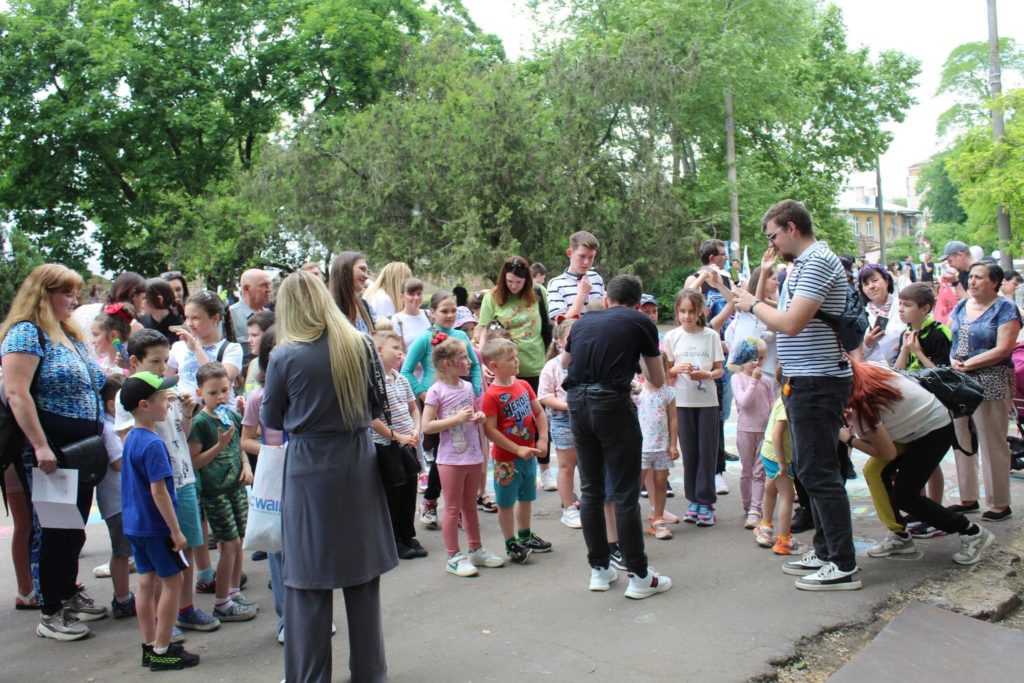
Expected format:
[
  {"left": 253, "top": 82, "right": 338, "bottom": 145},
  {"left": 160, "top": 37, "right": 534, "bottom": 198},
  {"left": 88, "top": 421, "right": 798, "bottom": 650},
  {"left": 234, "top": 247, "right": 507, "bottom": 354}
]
[
  {"left": 815, "top": 280, "right": 869, "bottom": 354},
  {"left": 896, "top": 366, "right": 983, "bottom": 455},
  {"left": 0, "top": 323, "right": 46, "bottom": 513}
]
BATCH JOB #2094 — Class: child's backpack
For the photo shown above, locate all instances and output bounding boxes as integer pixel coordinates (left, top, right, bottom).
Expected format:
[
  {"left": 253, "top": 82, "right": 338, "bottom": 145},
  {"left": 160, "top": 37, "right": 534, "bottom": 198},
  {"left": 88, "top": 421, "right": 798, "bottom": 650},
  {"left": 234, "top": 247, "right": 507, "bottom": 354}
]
[{"left": 0, "top": 323, "right": 46, "bottom": 513}]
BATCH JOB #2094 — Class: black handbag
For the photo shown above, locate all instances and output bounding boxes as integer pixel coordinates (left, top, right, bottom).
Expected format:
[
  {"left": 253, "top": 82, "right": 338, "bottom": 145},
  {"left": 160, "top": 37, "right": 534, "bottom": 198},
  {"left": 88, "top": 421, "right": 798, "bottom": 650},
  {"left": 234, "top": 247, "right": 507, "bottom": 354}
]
[
  {"left": 365, "top": 340, "right": 420, "bottom": 488},
  {"left": 56, "top": 342, "right": 108, "bottom": 488}
]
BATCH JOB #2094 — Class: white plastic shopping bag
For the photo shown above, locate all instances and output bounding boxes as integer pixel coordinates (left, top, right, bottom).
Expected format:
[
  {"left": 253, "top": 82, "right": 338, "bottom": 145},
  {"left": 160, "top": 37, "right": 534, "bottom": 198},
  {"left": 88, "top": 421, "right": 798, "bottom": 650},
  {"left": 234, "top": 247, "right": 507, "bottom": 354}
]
[
  {"left": 726, "top": 311, "right": 766, "bottom": 372},
  {"left": 243, "top": 443, "right": 285, "bottom": 552}
]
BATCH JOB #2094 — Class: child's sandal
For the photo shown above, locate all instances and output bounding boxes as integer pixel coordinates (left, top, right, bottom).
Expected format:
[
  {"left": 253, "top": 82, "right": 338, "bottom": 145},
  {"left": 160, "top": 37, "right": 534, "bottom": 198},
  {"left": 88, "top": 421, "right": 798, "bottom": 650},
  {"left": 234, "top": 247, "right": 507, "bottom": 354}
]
[
  {"left": 476, "top": 496, "right": 498, "bottom": 513},
  {"left": 15, "top": 590, "right": 39, "bottom": 610}
]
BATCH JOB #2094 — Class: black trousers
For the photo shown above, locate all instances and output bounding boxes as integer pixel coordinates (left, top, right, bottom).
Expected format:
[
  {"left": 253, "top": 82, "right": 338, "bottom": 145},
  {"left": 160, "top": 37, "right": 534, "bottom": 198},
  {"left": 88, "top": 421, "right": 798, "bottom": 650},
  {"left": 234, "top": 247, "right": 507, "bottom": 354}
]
[
  {"left": 882, "top": 423, "right": 969, "bottom": 534},
  {"left": 567, "top": 384, "right": 648, "bottom": 576},
  {"left": 384, "top": 474, "right": 418, "bottom": 543}
]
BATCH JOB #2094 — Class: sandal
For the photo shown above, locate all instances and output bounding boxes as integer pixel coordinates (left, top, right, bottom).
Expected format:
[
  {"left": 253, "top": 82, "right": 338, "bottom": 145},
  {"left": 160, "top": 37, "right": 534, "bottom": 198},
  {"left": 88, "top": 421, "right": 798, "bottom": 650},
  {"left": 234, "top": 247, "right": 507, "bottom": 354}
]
[
  {"left": 15, "top": 590, "right": 39, "bottom": 610},
  {"left": 476, "top": 496, "right": 498, "bottom": 513}
]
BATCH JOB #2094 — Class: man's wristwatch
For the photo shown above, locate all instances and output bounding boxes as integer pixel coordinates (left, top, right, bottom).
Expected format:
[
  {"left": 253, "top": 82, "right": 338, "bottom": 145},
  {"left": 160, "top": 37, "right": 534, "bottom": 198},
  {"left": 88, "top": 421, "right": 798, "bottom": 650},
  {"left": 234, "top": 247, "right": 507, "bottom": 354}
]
[{"left": 750, "top": 299, "right": 761, "bottom": 314}]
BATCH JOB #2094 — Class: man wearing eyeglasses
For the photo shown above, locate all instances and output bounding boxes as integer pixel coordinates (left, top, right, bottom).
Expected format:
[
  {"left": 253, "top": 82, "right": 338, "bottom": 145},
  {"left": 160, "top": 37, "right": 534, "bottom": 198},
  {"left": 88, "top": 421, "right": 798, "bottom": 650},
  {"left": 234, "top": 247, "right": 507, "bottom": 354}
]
[
  {"left": 229, "top": 269, "right": 273, "bottom": 369},
  {"left": 733, "top": 199, "right": 860, "bottom": 592}
]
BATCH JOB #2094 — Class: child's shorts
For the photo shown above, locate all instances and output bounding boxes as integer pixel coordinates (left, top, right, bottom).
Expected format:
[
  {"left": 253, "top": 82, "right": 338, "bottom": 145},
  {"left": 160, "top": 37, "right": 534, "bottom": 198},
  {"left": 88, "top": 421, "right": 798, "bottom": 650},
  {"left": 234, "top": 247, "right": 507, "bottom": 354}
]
[
  {"left": 104, "top": 513, "right": 133, "bottom": 558},
  {"left": 642, "top": 451, "right": 672, "bottom": 471},
  {"left": 128, "top": 534, "right": 185, "bottom": 578},
  {"left": 493, "top": 457, "right": 538, "bottom": 508},
  {"left": 201, "top": 485, "right": 249, "bottom": 543},
  {"left": 176, "top": 483, "right": 205, "bottom": 549},
  {"left": 547, "top": 410, "right": 574, "bottom": 451},
  {"left": 762, "top": 454, "right": 795, "bottom": 480}
]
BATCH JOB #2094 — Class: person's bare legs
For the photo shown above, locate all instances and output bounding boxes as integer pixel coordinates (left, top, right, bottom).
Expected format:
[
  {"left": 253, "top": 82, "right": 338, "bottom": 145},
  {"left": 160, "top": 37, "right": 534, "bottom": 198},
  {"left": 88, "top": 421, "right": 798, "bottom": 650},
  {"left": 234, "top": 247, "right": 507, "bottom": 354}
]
[
  {"left": 761, "top": 477, "right": 778, "bottom": 526},
  {"left": 775, "top": 476, "right": 795, "bottom": 538},
  {"left": 604, "top": 501, "right": 617, "bottom": 543},
  {"left": 110, "top": 555, "right": 131, "bottom": 600},
  {"left": 7, "top": 486, "right": 34, "bottom": 600},
  {"left": 556, "top": 447, "right": 578, "bottom": 509}
]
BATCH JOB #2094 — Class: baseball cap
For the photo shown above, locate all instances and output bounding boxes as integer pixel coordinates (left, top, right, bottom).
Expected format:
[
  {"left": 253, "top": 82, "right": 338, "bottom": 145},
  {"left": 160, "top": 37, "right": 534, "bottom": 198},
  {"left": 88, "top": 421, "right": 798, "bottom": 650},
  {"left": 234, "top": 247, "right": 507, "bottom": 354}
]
[
  {"left": 453, "top": 306, "right": 477, "bottom": 329},
  {"left": 940, "top": 240, "right": 969, "bottom": 262},
  {"left": 121, "top": 371, "right": 178, "bottom": 412},
  {"left": 640, "top": 294, "right": 658, "bottom": 307}
]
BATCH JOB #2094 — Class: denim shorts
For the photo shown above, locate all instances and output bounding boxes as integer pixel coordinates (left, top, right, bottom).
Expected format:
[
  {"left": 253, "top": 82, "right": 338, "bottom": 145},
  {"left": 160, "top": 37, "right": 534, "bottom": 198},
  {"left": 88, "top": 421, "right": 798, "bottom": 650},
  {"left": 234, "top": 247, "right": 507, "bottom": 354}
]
[
  {"left": 547, "top": 410, "right": 574, "bottom": 451},
  {"left": 493, "top": 457, "right": 538, "bottom": 508},
  {"left": 128, "top": 534, "right": 186, "bottom": 578},
  {"left": 176, "top": 483, "right": 205, "bottom": 549},
  {"left": 761, "top": 454, "right": 795, "bottom": 480}
]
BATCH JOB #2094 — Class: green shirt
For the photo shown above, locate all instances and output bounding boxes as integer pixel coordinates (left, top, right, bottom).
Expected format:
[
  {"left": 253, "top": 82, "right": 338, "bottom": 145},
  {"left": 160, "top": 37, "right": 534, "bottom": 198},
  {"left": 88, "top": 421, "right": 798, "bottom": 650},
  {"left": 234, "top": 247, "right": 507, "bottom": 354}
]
[
  {"left": 189, "top": 409, "right": 244, "bottom": 496},
  {"left": 478, "top": 289, "right": 549, "bottom": 378}
]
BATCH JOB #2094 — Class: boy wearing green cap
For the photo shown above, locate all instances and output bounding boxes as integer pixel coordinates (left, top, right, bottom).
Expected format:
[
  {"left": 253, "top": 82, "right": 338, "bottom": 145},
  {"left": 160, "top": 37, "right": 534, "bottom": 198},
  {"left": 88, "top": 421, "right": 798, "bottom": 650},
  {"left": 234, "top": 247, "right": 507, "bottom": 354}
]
[{"left": 121, "top": 371, "right": 200, "bottom": 671}]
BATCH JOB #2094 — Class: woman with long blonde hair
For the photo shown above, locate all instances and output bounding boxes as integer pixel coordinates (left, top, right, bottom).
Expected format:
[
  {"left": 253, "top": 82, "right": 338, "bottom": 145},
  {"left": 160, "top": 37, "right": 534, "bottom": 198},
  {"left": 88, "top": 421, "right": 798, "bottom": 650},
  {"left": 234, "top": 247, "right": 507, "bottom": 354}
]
[
  {"left": 1, "top": 264, "right": 108, "bottom": 640},
  {"left": 260, "top": 270, "right": 396, "bottom": 683},
  {"left": 365, "top": 261, "right": 412, "bottom": 319}
]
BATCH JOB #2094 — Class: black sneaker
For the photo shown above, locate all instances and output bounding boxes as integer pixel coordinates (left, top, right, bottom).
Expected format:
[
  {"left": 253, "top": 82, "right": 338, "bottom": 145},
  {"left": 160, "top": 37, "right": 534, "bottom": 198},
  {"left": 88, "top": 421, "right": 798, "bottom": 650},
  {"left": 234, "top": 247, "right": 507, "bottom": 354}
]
[
  {"left": 790, "top": 508, "right": 814, "bottom": 534},
  {"left": 909, "top": 524, "right": 946, "bottom": 539},
  {"left": 519, "top": 533, "right": 552, "bottom": 553},
  {"left": 609, "top": 548, "right": 627, "bottom": 571},
  {"left": 148, "top": 642, "right": 200, "bottom": 671},
  {"left": 640, "top": 485, "right": 648, "bottom": 499},
  {"left": 141, "top": 643, "right": 154, "bottom": 668},
  {"left": 396, "top": 542, "right": 417, "bottom": 560},
  {"left": 506, "top": 541, "right": 532, "bottom": 564},
  {"left": 723, "top": 451, "right": 740, "bottom": 462},
  {"left": 981, "top": 507, "right": 1012, "bottom": 522},
  {"left": 666, "top": 481, "right": 674, "bottom": 498},
  {"left": 408, "top": 538, "right": 429, "bottom": 558},
  {"left": 946, "top": 501, "right": 980, "bottom": 514}
]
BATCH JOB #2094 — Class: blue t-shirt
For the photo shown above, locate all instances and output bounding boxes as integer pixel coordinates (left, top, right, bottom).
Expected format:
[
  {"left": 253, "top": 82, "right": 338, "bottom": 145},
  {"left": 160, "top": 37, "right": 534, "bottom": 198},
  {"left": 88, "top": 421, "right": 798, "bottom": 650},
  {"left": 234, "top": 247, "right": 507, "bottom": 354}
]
[
  {"left": 0, "top": 321, "right": 104, "bottom": 421},
  {"left": 121, "top": 427, "right": 177, "bottom": 538}
]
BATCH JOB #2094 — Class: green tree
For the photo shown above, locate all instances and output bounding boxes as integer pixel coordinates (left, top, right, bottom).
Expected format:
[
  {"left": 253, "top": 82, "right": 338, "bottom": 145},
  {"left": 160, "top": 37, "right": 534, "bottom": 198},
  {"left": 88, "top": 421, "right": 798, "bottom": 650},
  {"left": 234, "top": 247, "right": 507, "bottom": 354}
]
[
  {"left": 917, "top": 153, "right": 968, "bottom": 224},
  {"left": 0, "top": 224, "right": 44, "bottom": 316},
  {"left": 935, "top": 38, "right": 1024, "bottom": 137}
]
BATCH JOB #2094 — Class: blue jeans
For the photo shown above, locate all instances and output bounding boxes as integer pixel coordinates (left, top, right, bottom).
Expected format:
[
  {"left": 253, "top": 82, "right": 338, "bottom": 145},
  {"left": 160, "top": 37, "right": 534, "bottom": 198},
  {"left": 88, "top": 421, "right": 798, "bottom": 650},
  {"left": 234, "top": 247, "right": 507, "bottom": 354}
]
[
  {"left": 782, "top": 376, "right": 855, "bottom": 571},
  {"left": 567, "top": 384, "right": 647, "bottom": 575},
  {"left": 269, "top": 551, "right": 285, "bottom": 637}
]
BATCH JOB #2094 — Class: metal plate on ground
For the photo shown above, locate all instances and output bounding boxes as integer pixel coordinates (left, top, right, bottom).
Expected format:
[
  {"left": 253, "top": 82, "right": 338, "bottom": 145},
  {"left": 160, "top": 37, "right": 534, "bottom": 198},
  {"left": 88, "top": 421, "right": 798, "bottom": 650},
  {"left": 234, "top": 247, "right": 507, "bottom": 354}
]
[{"left": 829, "top": 601, "right": 1024, "bottom": 682}]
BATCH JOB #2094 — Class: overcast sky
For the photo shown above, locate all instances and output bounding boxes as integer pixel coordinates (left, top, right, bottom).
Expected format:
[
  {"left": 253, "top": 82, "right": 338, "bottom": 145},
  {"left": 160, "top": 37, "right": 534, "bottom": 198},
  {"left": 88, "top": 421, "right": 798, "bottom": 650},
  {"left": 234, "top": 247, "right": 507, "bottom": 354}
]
[{"left": 461, "top": 0, "right": 1024, "bottom": 200}]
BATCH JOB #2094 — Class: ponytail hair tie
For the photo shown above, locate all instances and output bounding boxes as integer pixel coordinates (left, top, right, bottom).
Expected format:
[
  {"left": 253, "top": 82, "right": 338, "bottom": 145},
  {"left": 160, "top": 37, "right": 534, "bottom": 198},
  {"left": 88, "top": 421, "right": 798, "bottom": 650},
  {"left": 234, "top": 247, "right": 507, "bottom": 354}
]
[
  {"left": 430, "top": 332, "right": 448, "bottom": 347},
  {"left": 104, "top": 302, "right": 134, "bottom": 324}
]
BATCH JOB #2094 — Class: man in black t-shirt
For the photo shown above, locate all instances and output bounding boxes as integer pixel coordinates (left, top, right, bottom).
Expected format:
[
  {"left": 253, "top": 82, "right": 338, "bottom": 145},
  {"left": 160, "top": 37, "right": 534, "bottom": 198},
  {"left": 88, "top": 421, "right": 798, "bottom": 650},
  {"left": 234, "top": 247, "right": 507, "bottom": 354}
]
[{"left": 564, "top": 275, "right": 671, "bottom": 600}]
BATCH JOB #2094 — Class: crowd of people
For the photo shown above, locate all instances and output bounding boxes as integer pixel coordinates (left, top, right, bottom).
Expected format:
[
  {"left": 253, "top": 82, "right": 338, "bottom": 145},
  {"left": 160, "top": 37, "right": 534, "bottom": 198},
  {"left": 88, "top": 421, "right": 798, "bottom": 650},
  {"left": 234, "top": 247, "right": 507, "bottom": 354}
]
[{"left": 1, "top": 199, "right": 1021, "bottom": 681}]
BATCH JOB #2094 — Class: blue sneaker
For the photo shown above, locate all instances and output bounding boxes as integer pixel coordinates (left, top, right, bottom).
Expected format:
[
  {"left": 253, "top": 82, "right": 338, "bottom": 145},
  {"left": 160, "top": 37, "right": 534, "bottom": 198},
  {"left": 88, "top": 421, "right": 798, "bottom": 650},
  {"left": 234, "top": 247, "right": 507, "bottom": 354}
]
[
  {"left": 111, "top": 593, "right": 136, "bottom": 619},
  {"left": 696, "top": 505, "right": 715, "bottom": 527},
  {"left": 170, "top": 625, "right": 185, "bottom": 643},
  {"left": 684, "top": 503, "right": 699, "bottom": 524},
  {"left": 175, "top": 606, "right": 222, "bottom": 632}
]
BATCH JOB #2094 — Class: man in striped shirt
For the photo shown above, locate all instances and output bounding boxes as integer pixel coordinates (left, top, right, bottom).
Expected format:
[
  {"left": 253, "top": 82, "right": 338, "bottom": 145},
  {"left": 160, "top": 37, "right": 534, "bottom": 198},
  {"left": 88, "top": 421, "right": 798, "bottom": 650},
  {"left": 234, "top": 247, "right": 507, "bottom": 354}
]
[
  {"left": 734, "top": 199, "right": 860, "bottom": 592},
  {"left": 546, "top": 231, "right": 606, "bottom": 321}
]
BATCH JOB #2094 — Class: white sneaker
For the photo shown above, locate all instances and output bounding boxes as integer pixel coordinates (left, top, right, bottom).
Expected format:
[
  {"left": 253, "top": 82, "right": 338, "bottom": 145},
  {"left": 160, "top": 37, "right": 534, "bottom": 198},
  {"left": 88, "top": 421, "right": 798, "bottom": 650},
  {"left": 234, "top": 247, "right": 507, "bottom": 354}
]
[
  {"left": 867, "top": 532, "right": 916, "bottom": 558},
  {"left": 468, "top": 547, "right": 506, "bottom": 568},
  {"left": 560, "top": 506, "right": 582, "bottom": 529},
  {"left": 952, "top": 525, "right": 995, "bottom": 565},
  {"left": 744, "top": 512, "right": 760, "bottom": 529},
  {"left": 588, "top": 566, "right": 619, "bottom": 591},
  {"left": 624, "top": 567, "right": 672, "bottom": 599},
  {"left": 715, "top": 474, "right": 729, "bottom": 494},
  {"left": 445, "top": 552, "right": 479, "bottom": 577},
  {"left": 541, "top": 468, "right": 558, "bottom": 491},
  {"left": 794, "top": 562, "right": 862, "bottom": 591}
]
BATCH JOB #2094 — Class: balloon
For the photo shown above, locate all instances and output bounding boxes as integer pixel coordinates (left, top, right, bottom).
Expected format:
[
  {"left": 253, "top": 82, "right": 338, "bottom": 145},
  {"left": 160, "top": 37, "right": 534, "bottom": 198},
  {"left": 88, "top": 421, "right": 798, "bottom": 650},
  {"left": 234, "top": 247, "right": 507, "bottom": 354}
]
[
  {"left": 992, "top": 250, "right": 1002, "bottom": 260},
  {"left": 970, "top": 245, "right": 984, "bottom": 260}
]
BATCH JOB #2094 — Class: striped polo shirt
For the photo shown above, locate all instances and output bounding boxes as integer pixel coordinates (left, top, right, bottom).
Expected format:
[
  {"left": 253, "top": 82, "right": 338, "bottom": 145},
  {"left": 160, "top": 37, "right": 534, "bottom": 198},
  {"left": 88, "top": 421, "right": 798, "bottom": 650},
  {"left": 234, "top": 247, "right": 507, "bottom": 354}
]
[
  {"left": 546, "top": 268, "right": 606, "bottom": 319},
  {"left": 777, "top": 241, "right": 852, "bottom": 378}
]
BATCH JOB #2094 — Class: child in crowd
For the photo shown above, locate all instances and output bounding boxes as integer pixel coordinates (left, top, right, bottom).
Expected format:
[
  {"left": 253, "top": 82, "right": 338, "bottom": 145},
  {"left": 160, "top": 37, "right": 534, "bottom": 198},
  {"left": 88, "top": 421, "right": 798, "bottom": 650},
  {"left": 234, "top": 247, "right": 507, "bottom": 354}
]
[
  {"left": 638, "top": 352, "right": 678, "bottom": 540},
  {"left": 454, "top": 306, "right": 478, "bottom": 340},
  {"left": 368, "top": 330, "right": 427, "bottom": 560},
  {"left": 538, "top": 319, "right": 581, "bottom": 529},
  {"left": 666, "top": 289, "right": 724, "bottom": 526},
  {"left": 98, "top": 373, "right": 135, "bottom": 618},
  {"left": 402, "top": 291, "right": 483, "bottom": 528},
  {"left": 120, "top": 371, "right": 200, "bottom": 670},
  {"left": 168, "top": 291, "right": 244, "bottom": 396},
  {"left": 754, "top": 370, "right": 805, "bottom": 555},
  {"left": 188, "top": 362, "right": 256, "bottom": 621},
  {"left": 243, "top": 310, "right": 274, "bottom": 395},
  {"left": 730, "top": 345, "right": 773, "bottom": 529},
  {"left": 92, "top": 303, "right": 135, "bottom": 375},
  {"left": 877, "top": 282, "right": 954, "bottom": 541},
  {"left": 422, "top": 337, "right": 505, "bottom": 576},
  {"left": 482, "top": 338, "right": 551, "bottom": 563},
  {"left": 391, "top": 277, "right": 431, "bottom": 353},
  {"left": 116, "top": 330, "right": 220, "bottom": 633},
  {"left": 546, "top": 230, "right": 605, "bottom": 321}
]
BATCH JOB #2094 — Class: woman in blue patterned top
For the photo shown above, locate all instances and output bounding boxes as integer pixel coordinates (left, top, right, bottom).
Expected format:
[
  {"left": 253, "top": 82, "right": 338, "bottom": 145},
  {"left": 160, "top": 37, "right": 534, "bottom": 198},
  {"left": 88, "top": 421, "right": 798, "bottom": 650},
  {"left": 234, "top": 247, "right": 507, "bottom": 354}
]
[{"left": 1, "top": 264, "right": 108, "bottom": 641}]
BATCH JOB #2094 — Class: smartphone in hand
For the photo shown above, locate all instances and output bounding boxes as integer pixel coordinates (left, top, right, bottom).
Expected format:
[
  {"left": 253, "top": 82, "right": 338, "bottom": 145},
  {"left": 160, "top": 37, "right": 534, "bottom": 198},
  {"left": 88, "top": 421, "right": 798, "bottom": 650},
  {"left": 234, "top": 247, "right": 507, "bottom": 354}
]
[{"left": 874, "top": 315, "right": 889, "bottom": 331}]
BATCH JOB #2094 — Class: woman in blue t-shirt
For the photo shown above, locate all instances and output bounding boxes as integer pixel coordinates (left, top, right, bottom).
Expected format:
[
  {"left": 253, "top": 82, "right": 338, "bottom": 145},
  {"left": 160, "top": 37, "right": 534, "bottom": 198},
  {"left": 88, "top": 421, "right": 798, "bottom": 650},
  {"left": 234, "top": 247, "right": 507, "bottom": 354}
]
[
  {"left": 948, "top": 260, "right": 1022, "bottom": 521},
  {"left": 1, "top": 264, "right": 108, "bottom": 641}
]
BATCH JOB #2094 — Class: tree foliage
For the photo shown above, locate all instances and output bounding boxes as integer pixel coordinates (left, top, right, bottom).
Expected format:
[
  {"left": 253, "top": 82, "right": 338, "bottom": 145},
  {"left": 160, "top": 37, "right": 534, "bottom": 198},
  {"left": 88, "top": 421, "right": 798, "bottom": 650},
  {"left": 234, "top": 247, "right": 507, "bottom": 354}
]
[{"left": 917, "top": 153, "right": 968, "bottom": 224}]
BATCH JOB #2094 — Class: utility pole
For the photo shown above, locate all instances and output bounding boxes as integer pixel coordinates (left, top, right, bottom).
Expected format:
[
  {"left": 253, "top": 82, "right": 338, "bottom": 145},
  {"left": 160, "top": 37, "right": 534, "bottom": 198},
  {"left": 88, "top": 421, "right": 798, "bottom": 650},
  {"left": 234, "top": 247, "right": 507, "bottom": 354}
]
[
  {"left": 725, "top": 91, "right": 740, "bottom": 259},
  {"left": 987, "top": 0, "right": 1013, "bottom": 270},
  {"left": 876, "top": 160, "right": 886, "bottom": 265}
]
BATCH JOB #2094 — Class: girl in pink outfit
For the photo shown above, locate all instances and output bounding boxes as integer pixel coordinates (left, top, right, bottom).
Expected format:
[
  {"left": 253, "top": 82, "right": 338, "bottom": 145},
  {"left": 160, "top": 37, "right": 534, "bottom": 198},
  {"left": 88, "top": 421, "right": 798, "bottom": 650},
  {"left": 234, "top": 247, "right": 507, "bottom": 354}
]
[{"left": 730, "top": 352, "right": 774, "bottom": 529}]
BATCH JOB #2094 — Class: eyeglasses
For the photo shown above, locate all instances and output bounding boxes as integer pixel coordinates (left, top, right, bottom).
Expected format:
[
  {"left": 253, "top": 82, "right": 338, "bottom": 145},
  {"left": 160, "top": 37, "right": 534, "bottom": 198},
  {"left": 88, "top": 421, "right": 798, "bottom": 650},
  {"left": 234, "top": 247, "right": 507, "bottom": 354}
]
[
  {"left": 765, "top": 227, "right": 785, "bottom": 243},
  {"left": 505, "top": 261, "right": 530, "bottom": 278}
]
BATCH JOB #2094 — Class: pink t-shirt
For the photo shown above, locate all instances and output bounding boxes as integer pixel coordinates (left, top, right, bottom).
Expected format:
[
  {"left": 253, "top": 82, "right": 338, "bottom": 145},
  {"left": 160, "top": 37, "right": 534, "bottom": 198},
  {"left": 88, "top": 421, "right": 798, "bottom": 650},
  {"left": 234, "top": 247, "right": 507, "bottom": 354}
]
[
  {"left": 242, "top": 387, "right": 285, "bottom": 446},
  {"left": 424, "top": 379, "right": 484, "bottom": 466},
  {"left": 730, "top": 372, "right": 774, "bottom": 434}
]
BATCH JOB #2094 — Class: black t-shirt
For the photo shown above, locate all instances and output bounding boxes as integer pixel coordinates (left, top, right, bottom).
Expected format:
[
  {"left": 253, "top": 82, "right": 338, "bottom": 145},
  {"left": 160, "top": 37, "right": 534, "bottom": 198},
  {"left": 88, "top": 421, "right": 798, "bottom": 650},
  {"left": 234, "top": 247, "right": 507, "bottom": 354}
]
[
  {"left": 140, "top": 312, "right": 184, "bottom": 346},
  {"left": 958, "top": 269, "right": 969, "bottom": 292},
  {"left": 920, "top": 260, "right": 934, "bottom": 282},
  {"left": 564, "top": 307, "right": 660, "bottom": 391}
]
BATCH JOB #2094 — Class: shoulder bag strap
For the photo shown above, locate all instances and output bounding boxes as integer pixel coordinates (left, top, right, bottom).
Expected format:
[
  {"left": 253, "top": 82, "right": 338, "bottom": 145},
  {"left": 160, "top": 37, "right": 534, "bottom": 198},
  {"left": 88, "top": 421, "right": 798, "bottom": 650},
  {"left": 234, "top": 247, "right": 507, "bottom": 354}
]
[
  {"left": 363, "top": 338, "right": 393, "bottom": 427},
  {"left": 68, "top": 338, "right": 104, "bottom": 430}
]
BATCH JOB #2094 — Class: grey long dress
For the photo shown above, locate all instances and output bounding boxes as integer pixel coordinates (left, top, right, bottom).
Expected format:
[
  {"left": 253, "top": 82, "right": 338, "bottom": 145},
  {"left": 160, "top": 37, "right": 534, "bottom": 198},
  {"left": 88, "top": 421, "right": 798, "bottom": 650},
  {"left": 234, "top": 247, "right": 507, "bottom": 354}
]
[{"left": 261, "top": 333, "right": 398, "bottom": 589}]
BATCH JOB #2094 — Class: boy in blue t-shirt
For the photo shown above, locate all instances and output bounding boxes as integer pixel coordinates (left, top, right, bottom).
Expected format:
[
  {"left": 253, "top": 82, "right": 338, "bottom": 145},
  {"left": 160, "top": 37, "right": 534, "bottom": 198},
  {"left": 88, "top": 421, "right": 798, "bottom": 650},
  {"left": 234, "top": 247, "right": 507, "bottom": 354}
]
[{"left": 121, "top": 371, "right": 200, "bottom": 671}]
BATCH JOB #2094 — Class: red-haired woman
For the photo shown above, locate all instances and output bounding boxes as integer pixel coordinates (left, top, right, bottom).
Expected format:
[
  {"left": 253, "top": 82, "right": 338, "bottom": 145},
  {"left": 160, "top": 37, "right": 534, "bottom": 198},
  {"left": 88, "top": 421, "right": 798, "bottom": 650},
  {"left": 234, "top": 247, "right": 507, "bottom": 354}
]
[{"left": 839, "top": 358, "right": 993, "bottom": 566}]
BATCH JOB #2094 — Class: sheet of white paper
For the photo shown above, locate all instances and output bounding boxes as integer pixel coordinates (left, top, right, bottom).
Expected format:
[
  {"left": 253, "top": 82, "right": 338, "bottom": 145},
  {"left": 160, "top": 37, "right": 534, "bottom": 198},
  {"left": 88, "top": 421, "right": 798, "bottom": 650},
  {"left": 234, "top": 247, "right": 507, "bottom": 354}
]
[{"left": 32, "top": 468, "right": 84, "bottom": 530}]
